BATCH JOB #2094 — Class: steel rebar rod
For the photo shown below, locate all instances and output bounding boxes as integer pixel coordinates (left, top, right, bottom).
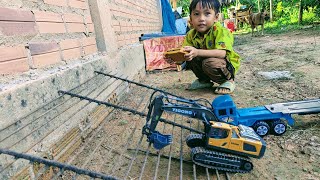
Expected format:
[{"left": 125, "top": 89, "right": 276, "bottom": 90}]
[
  {"left": 0, "top": 148, "right": 117, "bottom": 180},
  {"left": 58, "top": 90, "right": 204, "bottom": 135},
  {"left": 138, "top": 143, "right": 152, "bottom": 180},
  {"left": 94, "top": 71, "right": 183, "bottom": 98}
]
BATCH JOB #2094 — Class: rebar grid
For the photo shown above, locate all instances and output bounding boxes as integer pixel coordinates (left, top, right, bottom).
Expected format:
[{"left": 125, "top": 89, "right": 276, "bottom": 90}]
[{"left": 0, "top": 71, "right": 231, "bottom": 180}]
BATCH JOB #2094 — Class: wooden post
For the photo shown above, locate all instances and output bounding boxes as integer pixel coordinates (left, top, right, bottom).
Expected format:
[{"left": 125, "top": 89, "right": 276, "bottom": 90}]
[
  {"left": 172, "top": 0, "right": 177, "bottom": 10},
  {"left": 298, "top": 0, "right": 303, "bottom": 25},
  {"left": 269, "top": 0, "right": 273, "bottom": 22}
]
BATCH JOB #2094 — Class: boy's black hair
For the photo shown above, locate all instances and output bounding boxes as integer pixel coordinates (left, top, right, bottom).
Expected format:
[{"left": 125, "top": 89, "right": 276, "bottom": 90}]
[{"left": 189, "top": 0, "right": 221, "bottom": 15}]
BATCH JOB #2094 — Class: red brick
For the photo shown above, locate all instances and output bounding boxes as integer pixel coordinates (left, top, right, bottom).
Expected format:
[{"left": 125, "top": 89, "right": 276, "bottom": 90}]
[
  {"left": 69, "top": 0, "right": 88, "bottom": 9},
  {"left": 37, "top": 22, "right": 66, "bottom": 34},
  {"left": 119, "top": 20, "right": 126, "bottom": 27},
  {"left": 83, "top": 45, "right": 97, "bottom": 55},
  {"left": 0, "top": 46, "right": 27, "bottom": 62},
  {"left": 66, "top": 23, "right": 86, "bottom": 33},
  {"left": 44, "top": 0, "right": 68, "bottom": 7},
  {"left": 0, "top": 21, "right": 37, "bottom": 36},
  {"left": 32, "top": 51, "right": 61, "bottom": 68},
  {"left": 117, "top": 40, "right": 125, "bottom": 47},
  {"left": 62, "top": 48, "right": 82, "bottom": 60},
  {"left": 111, "top": 20, "right": 119, "bottom": 26},
  {"left": 63, "top": 13, "right": 83, "bottom": 23},
  {"left": 113, "top": 26, "right": 120, "bottom": 32},
  {"left": 0, "top": 7, "right": 34, "bottom": 21},
  {"left": 59, "top": 39, "right": 81, "bottom": 50},
  {"left": 87, "top": 24, "right": 95, "bottom": 32},
  {"left": 84, "top": 16, "right": 92, "bottom": 24},
  {"left": 34, "top": 11, "right": 63, "bottom": 22},
  {"left": 81, "top": 37, "right": 96, "bottom": 46},
  {"left": 29, "top": 42, "right": 59, "bottom": 55},
  {"left": 0, "top": 58, "right": 29, "bottom": 74},
  {"left": 117, "top": 35, "right": 126, "bottom": 41},
  {"left": 111, "top": 11, "right": 121, "bottom": 17},
  {"left": 124, "top": 34, "right": 130, "bottom": 40},
  {"left": 130, "top": 34, "right": 136, "bottom": 39},
  {"left": 118, "top": 40, "right": 126, "bottom": 47},
  {"left": 126, "top": 39, "right": 132, "bottom": 45}
]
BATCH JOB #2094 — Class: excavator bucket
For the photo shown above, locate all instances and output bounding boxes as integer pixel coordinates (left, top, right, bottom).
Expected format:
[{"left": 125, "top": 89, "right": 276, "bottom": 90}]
[{"left": 148, "top": 131, "right": 172, "bottom": 150}]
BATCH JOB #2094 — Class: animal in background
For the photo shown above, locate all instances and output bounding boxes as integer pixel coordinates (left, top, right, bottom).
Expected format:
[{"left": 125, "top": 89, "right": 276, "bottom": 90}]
[{"left": 247, "top": 10, "right": 268, "bottom": 36}]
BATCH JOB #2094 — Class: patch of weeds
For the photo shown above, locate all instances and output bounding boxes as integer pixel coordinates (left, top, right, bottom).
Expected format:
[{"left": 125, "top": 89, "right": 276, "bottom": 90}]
[
  {"left": 282, "top": 61, "right": 296, "bottom": 67},
  {"left": 313, "top": 167, "right": 320, "bottom": 173},
  {"left": 118, "top": 120, "right": 128, "bottom": 126},
  {"left": 291, "top": 71, "right": 306, "bottom": 79},
  {"left": 274, "top": 77, "right": 292, "bottom": 81}
]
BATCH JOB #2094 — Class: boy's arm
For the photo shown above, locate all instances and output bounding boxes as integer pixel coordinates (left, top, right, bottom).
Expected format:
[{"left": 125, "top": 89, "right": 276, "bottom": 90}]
[{"left": 198, "top": 49, "right": 226, "bottom": 58}]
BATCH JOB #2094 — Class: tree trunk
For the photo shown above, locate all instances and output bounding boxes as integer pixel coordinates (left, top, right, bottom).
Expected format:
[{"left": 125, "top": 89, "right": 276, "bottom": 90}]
[
  {"left": 269, "top": 0, "right": 273, "bottom": 22},
  {"left": 298, "top": 0, "right": 303, "bottom": 24},
  {"left": 258, "top": 0, "right": 261, "bottom": 12}
]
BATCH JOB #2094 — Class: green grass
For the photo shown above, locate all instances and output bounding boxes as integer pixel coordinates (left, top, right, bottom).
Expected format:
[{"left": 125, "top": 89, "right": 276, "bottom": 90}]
[{"left": 234, "top": 21, "right": 320, "bottom": 36}]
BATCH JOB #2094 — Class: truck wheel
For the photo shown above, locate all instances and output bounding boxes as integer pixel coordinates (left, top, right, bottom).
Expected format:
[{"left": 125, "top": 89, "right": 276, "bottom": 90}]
[
  {"left": 186, "top": 134, "right": 205, "bottom": 148},
  {"left": 253, "top": 121, "right": 270, "bottom": 136},
  {"left": 271, "top": 120, "right": 287, "bottom": 136}
]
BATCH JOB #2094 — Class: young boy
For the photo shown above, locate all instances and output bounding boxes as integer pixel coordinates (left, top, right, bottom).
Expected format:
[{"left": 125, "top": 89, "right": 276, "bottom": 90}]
[{"left": 182, "top": 0, "right": 241, "bottom": 94}]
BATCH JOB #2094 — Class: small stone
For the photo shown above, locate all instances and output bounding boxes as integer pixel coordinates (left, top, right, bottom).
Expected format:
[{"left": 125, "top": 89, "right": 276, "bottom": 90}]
[
  {"left": 310, "top": 136, "right": 319, "bottom": 143},
  {"left": 309, "top": 156, "right": 315, "bottom": 163},
  {"left": 274, "top": 176, "right": 282, "bottom": 180},
  {"left": 285, "top": 143, "right": 295, "bottom": 152}
]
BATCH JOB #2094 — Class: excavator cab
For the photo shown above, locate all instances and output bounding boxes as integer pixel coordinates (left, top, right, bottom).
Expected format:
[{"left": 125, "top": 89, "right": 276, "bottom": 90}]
[
  {"left": 186, "top": 122, "right": 266, "bottom": 172},
  {"left": 206, "top": 122, "right": 266, "bottom": 158}
]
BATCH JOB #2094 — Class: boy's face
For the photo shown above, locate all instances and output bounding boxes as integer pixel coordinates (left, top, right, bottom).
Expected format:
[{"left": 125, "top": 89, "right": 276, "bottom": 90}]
[{"left": 190, "top": 3, "right": 218, "bottom": 35}]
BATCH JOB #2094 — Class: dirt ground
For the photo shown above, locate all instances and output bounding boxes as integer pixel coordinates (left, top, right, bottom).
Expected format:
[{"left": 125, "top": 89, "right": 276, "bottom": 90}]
[{"left": 64, "top": 27, "right": 320, "bottom": 180}]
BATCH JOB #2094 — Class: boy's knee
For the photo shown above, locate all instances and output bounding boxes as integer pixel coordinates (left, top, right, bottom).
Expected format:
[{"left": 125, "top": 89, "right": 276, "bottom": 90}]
[
  {"left": 202, "top": 58, "right": 233, "bottom": 83},
  {"left": 202, "top": 58, "right": 227, "bottom": 69}
]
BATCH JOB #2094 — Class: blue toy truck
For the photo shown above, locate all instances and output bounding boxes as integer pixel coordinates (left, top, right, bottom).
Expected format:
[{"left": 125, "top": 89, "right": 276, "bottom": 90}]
[{"left": 212, "top": 95, "right": 320, "bottom": 136}]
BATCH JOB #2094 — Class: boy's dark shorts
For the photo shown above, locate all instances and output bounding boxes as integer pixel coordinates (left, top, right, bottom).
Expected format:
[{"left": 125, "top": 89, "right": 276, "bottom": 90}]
[{"left": 186, "top": 57, "right": 235, "bottom": 84}]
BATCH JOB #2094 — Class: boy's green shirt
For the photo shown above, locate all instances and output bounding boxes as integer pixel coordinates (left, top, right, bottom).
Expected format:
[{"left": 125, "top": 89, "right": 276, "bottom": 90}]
[{"left": 182, "top": 22, "right": 241, "bottom": 74}]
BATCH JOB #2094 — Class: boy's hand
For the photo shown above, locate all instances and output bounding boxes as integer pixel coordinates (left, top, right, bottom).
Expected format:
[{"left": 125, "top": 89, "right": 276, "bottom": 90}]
[{"left": 183, "top": 46, "right": 199, "bottom": 61}]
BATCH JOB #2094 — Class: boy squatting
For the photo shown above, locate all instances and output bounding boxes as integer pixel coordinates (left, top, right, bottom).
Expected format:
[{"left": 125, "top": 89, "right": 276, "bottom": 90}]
[{"left": 182, "top": 0, "right": 241, "bottom": 94}]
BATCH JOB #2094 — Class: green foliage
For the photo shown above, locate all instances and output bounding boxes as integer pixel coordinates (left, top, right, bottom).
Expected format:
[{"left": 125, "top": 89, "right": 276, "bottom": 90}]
[
  {"left": 176, "top": 0, "right": 319, "bottom": 26},
  {"left": 177, "top": 0, "right": 191, "bottom": 17}
]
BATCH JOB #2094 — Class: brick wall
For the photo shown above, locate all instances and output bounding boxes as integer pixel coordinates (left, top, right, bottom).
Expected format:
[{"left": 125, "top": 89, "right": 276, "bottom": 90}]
[
  {"left": 109, "top": 0, "right": 162, "bottom": 47},
  {"left": 0, "top": 0, "right": 162, "bottom": 75},
  {"left": 0, "top": 1, "right": 95, "bottom": 74}
]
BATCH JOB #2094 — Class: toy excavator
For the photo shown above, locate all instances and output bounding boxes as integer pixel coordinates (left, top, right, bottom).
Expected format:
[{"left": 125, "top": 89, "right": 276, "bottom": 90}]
[{"left": 142, "top": 94, "right": 266, "bottom": 173}]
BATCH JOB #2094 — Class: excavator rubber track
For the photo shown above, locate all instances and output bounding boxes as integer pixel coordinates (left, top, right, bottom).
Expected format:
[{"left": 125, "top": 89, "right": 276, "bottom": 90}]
[{"left": 187, "top": 134, "right": 253, "bottom": 173}]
